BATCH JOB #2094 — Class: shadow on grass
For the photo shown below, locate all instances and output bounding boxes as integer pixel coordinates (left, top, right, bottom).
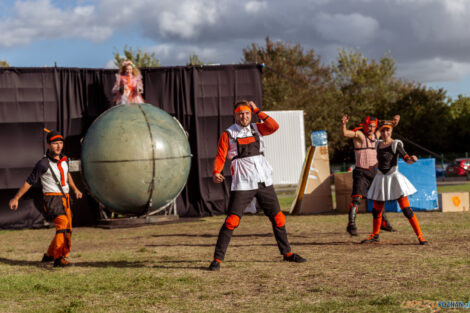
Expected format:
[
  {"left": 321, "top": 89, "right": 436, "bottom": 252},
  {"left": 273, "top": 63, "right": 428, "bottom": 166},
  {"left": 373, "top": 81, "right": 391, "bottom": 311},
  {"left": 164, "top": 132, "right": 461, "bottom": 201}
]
[
  {"left": 145, "top": 241, "right": 353, "bottom": 248},
  {"left": 0, "top": 257, "right": 52, "bottom": 269},
  {"left": 152, "top": 258, "right": 281, "bottom": 271},
  {"left": 151, "top": 233, "right": 316, "bottom": 238},
  {"left": 0, "top": 257, "right": 146, "bottom": 268}
]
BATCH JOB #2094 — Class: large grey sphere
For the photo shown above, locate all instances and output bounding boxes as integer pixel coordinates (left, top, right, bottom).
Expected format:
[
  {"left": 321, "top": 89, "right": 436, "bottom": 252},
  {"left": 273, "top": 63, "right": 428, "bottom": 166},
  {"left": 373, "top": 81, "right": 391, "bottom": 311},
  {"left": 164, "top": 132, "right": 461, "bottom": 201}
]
[{"left": 81, "top": 103, "right": 191, "bottom": 215}]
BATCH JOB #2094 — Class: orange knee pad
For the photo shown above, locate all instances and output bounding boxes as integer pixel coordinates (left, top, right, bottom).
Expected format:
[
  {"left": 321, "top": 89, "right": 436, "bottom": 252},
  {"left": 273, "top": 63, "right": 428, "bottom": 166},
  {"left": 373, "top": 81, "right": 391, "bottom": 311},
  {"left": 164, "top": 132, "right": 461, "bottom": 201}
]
[
  {"left": 274, "top": 211, "right": 286, "bottom": 228},
  {"left": 225, "top": 214, "right": 240, "bottom": 230}
]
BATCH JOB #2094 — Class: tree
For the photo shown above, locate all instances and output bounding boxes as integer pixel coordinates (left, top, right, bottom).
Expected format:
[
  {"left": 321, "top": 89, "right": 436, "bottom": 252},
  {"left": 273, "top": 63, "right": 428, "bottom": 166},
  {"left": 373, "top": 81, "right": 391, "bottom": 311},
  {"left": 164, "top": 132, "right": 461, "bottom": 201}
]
[
  {"left": 0, "top": 59, "right": 9, "bottom": 67},
  {"left": 113, "top": 45, "right": 160, "bottom": 68},
  {"left": 446, "top": 95, "right": 470, "bottom": 153},
  {"left": 187, "top": 54, "right": 204, "bottom": 66},
  {"left": 330, "top": 49, "right": 416, "bottom": 161},
  {"left": 389, "top": 86, "right": 452, "bottom": 156},
  {"left": 243, "top": 37, "right": 337, "bottom": 156}
]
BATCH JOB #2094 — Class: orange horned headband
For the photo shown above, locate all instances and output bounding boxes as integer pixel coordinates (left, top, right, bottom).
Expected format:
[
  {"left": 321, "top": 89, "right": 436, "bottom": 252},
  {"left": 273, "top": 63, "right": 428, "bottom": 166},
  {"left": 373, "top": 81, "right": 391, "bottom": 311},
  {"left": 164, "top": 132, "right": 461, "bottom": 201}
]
[{"left": 234, "top": 105, "right": 251, "bottom": 113}]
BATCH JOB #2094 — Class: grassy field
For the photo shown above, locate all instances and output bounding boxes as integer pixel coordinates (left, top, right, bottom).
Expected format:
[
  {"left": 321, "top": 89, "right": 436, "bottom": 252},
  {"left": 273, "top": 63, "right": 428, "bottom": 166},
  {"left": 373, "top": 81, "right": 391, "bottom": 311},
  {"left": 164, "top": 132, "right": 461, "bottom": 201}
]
[
  {"left": 437, "top": 182, "right": 470, "bottom": 193},
  {"left": 1, "top": 184, "right": 469, "bottom": 312}
]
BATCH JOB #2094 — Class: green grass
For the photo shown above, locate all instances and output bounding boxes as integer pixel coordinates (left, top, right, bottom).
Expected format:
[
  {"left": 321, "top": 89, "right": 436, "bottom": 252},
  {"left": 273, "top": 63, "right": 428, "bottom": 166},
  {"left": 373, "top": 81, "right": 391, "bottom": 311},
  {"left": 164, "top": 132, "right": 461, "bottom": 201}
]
[
  {"left": 437, "top": 182, "right": 470, "bottom": 193},
  {"left": 1, "top": 211, "right": 469, "bottom": 313},
  {"left": 1, "top": 182, "right": 469, "bottom": 312}
]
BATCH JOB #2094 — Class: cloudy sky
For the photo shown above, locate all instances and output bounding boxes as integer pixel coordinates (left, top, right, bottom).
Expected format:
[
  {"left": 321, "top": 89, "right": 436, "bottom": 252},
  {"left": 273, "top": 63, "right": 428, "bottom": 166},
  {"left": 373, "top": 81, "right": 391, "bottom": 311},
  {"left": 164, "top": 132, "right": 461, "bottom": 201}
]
[{"left": 1, "top": 0, "right": 470, "bottom": 98}]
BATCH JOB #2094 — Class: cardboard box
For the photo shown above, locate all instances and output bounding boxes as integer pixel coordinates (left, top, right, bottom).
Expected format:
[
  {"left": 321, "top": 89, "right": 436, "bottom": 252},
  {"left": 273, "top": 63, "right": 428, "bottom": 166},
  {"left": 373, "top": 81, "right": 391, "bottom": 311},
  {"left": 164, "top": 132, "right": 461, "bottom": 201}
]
[
  {"left": 439, "top": 192, "right": 469, "bottom": 212},
  {"left": 290, "top": 145, "right": 333, "bottom": 214},
  {"left": 334, "top": 172, "right": 367, "bottom": 213}
]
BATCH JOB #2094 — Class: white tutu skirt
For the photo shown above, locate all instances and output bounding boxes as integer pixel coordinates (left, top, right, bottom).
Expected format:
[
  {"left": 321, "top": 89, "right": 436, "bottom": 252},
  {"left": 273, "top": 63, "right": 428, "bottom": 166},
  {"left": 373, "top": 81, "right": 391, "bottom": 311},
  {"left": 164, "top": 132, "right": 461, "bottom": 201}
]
[{"left": 367, "top": 166, "right": 417, "bottom": 201}]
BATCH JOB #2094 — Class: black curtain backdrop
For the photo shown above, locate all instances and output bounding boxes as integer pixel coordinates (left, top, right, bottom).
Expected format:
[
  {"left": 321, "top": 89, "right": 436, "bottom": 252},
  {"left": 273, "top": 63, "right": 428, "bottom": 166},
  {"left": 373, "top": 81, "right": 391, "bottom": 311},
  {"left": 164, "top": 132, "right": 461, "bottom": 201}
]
[{"left": 0, "top": 64, "right": 263, "bottom": 229}]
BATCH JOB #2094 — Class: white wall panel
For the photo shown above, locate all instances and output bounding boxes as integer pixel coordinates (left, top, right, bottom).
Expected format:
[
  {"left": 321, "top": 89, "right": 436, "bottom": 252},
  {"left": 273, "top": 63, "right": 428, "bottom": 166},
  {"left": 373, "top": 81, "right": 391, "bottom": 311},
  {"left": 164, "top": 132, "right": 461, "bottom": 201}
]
[{"left": 263, "top": 110, "right": 306, "bottom": 185}]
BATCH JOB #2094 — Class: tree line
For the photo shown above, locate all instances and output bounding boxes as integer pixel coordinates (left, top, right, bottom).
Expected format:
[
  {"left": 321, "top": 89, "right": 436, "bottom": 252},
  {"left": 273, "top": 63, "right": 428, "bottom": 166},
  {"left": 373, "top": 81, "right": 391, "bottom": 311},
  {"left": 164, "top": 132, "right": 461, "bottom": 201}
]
[
  {"left": 112, "top": 39, "right": 469, "bottom": 162},
  {"left": 3, "top": 40, "right": 469, "bottom": 163},
  {"left": 243, "top": 38, "right": 470, "bottom": 163}
]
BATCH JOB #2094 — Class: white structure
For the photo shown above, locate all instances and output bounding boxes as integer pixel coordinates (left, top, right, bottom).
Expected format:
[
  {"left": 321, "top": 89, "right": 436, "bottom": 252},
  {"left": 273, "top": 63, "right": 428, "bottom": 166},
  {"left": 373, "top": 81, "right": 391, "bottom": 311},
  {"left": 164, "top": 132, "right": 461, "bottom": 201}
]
[{"left": 263, "top": 110, "right": 306, "bottom": 185}]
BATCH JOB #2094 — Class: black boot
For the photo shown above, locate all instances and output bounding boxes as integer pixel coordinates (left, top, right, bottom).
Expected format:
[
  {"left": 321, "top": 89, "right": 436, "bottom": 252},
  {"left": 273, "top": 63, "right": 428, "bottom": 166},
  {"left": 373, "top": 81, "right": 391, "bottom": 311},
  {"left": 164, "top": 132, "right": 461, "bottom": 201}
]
[
  {"left": 283, "top": 253, "right": 307, "bottom": 263},
  {"left": 381, "top": 212, "right": 396, "bottom": 232},
  {"left": 208, "top": 260, "right": 221, "bottom": 271},
  {"left": 346, "top": 205, "right": 358, "bottom": 236},
  {"left": 41, "top": 254, "right": 54, "bottom": 262}
]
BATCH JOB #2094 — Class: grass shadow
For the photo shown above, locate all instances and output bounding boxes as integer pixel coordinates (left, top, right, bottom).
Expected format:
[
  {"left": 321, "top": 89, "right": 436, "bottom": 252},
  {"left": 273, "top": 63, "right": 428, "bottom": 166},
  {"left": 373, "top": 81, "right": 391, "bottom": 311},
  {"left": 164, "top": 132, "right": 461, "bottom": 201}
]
[
  {"left": 0, "top": 257, "right": 147, "bottom": 269},
  {"left": 0, "top": 257, "right": 52, "bottom": 269}
]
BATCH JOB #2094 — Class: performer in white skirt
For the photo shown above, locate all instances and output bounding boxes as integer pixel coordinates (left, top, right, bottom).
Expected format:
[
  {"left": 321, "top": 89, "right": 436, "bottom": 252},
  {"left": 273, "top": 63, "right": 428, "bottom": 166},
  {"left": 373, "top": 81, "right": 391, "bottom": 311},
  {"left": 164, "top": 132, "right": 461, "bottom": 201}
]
[{"left": 362, "top": 120, "right": 428, "bottom": 245}]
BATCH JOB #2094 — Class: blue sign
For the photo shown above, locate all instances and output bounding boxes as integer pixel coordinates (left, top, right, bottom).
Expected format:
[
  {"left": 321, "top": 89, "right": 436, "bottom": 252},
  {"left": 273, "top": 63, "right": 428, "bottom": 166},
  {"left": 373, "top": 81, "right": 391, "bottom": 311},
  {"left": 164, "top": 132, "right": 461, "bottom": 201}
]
[{"left": 367, "top": 158, "right": 438, "bottom": 212}]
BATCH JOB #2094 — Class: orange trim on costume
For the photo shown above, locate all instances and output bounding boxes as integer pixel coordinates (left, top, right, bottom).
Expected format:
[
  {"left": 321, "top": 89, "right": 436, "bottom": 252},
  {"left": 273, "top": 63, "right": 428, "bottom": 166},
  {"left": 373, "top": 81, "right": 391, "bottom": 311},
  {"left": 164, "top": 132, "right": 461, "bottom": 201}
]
[
  {"left": 213, "top": 132, "right": 229, "bottom": 174},
  {"left": 397, "top": 196, "right": 410, "bottom": 209},
  {"left": 49, "top": 135, "right": 63, "bottom": 141},
  {"left": 256, "top": 112, "right": 279, "bottom": 136},
  {"left": 234, "top": 105, "right": 251, "bottom": 113},
  {"left": 44, "top": 192, "right": 69, "bottom": 196},
  {"left": 215, "top": 258, "right": 222, "bottom": 263},
  {"left": 351, "top": 195, "right": 363, "bottom": 199},
  {"left": 274, "top": 211, "right": 286, "bottom": 227},
  {"left": 237, "top": 136, "right": 256, "bottom": 145},
  {"left": 56, "top": 156, "right": 67, "bottom": 186},
  {"left": 225, "top": 214, "right": 240, "bottom": 230},
  {"left": 284, "top": 252, "right": 293, "bottom": 257}
]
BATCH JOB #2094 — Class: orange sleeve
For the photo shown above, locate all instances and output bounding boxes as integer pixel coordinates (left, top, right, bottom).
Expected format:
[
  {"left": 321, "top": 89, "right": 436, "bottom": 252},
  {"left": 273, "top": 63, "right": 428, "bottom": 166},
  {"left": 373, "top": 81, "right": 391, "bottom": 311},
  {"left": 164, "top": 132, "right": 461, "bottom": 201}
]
[
  {"left": 255, "top": 111, "right": 279, "bottom": 136},
  {"left": 213, "top": 132, "right": 229, "bottom": 174}
]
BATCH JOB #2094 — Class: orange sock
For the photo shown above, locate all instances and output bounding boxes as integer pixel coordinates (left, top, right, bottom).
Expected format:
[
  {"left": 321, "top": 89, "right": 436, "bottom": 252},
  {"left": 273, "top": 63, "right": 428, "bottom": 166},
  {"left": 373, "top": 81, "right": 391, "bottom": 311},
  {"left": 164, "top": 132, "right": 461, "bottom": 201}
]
[
  {"left": 372, "top": 201, "right": 384, "bottom": 235},
  {"left": 373, "top": 215, "right": 382, "bottom": 235},
  {"left": 408, "top": 215, "right": 424, "bottom": 239}
]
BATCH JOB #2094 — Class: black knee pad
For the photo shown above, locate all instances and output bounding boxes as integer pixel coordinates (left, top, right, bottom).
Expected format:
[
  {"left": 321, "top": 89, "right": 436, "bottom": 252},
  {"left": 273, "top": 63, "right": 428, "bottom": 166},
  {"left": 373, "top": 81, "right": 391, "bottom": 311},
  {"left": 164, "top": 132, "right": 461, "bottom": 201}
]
[
  {"left": 372, "top": 209, "right": 382, "bottom": 219},
  {"left": 402, "top": 207, "right": 414, "bottom": 219},
  {"left": 351, "top": 196, "right": 361, "bottom": 206}
]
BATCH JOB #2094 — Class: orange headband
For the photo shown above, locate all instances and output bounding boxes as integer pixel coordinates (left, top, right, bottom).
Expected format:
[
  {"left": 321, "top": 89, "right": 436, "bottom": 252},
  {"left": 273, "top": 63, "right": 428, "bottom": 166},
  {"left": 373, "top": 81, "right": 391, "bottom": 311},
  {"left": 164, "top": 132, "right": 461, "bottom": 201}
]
[
  {"left": 49, "top": 135, "right": 63, "bottom": 141},
  {"left": 234, "top": 105, "right": 251, "bottom": 113},
  {"left": 379, "top": 125, "right": 393, "bottom": 131}
]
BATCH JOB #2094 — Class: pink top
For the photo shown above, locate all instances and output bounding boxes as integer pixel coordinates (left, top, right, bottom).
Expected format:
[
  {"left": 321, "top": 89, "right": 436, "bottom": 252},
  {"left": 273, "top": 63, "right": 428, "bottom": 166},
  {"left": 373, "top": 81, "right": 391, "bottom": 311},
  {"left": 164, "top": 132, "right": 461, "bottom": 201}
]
[
  {"left": 354, "top": 134, "right": 377, "bottom": 169},
  {"left": 112, "top": 74, "right": 144, "bottom": 105}
]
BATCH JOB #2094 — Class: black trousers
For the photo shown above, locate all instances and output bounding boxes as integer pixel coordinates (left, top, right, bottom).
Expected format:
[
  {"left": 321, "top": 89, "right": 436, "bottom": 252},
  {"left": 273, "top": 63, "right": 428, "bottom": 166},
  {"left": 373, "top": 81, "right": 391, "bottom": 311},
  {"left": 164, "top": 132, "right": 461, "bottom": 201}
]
[{"left": 213, "top": 183, "right": 292, "bottom": 261}]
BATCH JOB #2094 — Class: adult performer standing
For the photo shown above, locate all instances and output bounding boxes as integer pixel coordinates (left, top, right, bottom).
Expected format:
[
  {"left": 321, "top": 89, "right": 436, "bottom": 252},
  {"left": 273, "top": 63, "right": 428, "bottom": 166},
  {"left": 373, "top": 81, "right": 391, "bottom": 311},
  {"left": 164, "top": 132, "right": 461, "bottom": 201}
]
[
  {"left": 361, "top": 120, "right": 427, "bottom": 245},
  {"left": 208, "top": 100, "right": 306, "bottom": 271},
  {"left": 9, "top": 130, "right": 83, "bottom": 267},
  {"left": 112, "top": 60, "right": 144, "bottom": 105},
  {"left": 341, "top": 114, "right": 397, "bottom": 236}
]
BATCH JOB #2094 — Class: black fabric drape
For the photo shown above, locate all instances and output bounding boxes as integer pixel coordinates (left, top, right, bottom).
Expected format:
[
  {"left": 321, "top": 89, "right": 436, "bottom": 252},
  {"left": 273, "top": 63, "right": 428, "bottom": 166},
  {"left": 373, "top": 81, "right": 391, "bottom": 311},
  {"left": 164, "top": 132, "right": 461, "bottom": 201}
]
[{"left": 0, "top": 64, "right": 263, "bottom": 229}]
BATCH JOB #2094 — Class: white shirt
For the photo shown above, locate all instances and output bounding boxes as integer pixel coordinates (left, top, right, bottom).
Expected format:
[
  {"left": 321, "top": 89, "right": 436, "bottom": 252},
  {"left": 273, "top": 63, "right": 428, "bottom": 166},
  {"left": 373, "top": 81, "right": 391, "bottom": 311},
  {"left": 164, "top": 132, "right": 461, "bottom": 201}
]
[{"left": 226, "top": 123, "right": 273, "bottom": 191}]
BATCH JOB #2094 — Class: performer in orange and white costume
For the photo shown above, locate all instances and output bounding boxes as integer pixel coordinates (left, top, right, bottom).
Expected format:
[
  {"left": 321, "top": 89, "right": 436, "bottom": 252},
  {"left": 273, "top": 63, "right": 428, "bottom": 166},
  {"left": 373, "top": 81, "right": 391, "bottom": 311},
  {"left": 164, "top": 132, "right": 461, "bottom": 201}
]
[
  {"left": 9, "top": 130, "right": 83, "bottom": 267},
  {"left": 208, "top": 100, "right": 306, "bottom": 271},
  {"left": 341, "top": 114, "right": 397, "bottom": 236},
  {"left": 112, "top": 60, "right": 144, "bottom": 105},
  {"left": 361, "top": 120, "right": 427, "bottom": 245}
]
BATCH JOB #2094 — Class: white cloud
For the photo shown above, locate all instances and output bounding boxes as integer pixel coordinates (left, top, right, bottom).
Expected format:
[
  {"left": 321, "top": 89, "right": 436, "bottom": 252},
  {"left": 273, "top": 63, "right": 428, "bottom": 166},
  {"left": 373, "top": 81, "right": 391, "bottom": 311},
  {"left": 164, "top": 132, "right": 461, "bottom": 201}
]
[
  {"left": 244, "top": 1, "right": 267, "bottom": 13},
  {"left": 3, "top": 0, "right": 470, "bottom": 84},
  {"left": 157, "top": 0, "right": 218, "bottom": 39},
  {"left": 398, "top": 58, "right": 470, "bottom": 82},
  {"left": 147, "top": 43, "right": 219, "bottom": 65},
  {"left": 312, "top": 12, "right": 379, "bottom": 45},
  {"left": 104, "top": 59, "right": 117, "bottom": 69},
  {"left": 0, "top": 0, "right": 113, "bottom": 46}
]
